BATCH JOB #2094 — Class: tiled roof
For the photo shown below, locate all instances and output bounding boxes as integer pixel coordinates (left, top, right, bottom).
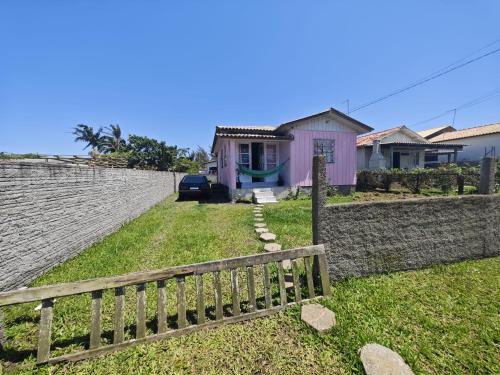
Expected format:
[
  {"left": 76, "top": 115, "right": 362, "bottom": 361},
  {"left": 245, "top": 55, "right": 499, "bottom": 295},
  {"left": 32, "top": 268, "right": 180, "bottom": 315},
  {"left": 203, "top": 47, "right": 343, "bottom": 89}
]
[
  {"left": 356, "top": 127, "right": 403, "bottom": 146},
  {"left": 429, "top": 123, "right": 500, "bottom": 142},
  {"left": 216, "top": 132, "right": 293, "bottom": 140},
  {"left": 216, "top": 125, "right": 276, "bottom": 132}
]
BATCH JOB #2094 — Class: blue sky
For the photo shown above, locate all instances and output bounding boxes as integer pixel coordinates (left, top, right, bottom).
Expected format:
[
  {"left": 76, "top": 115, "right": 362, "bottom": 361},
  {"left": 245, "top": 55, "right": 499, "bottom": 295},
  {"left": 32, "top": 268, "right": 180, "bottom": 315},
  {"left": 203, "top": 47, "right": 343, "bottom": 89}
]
[{"left": 1, "top": 1, "right": 499, "bottom": 154}]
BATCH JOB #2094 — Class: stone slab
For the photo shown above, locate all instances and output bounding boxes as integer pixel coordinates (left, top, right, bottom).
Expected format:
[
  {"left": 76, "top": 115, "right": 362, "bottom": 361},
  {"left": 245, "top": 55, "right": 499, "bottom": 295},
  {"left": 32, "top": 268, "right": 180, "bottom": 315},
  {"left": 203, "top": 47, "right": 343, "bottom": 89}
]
[
  {"left": 254, "top": 223, "right": 267, "bottom": 228},
  {"left": 282, "top": 259, "right": 291, "bottom": 269},
  {"left": 263, "top": 243, "right": 281, "bottom": 252},
  {"left": 359, "top": 343, "right": 414, "bottom": 375},
  {"left": 254, "top": 218, "right": 265, "bottom": 222},
  {"left": 300, "top": 303, "right": 336, "bottom": 334},
  {"left": 255, "top": 227, "right": 269, "bottom": 234},
  {"left": 254, "top": 213, "right": 263, "bottom": 218},
  {"left": 259, "top": 232, "right": 276, "bottom": 242}
]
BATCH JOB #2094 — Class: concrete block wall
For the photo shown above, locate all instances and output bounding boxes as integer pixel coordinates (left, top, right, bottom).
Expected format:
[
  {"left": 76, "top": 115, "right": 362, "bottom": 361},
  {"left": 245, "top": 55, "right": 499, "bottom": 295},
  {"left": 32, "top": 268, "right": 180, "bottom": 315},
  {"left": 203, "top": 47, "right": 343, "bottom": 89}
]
[
  {"left": 318, "top": 195, "right": 500, "bottom": 280},
  {"left": 0, "top": 161, "right": 182, "bottom": 291}
]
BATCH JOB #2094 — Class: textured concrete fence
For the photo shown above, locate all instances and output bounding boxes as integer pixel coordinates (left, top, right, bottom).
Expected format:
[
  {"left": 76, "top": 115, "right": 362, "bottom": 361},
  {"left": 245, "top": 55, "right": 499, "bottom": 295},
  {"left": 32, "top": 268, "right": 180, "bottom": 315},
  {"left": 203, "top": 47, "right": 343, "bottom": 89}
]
[
  {"left": 0, "top": 161, "right": 183, "bottom": 291},
  {"left": 312, "top": 156, "right": 500, "bottom": 281}
]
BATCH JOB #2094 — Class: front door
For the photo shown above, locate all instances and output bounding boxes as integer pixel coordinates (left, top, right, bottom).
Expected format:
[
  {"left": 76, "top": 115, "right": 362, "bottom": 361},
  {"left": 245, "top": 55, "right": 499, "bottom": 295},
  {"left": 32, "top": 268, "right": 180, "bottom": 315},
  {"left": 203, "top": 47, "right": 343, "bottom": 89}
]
[
  {"left": 393, "top": 152, "right": 400, "bottom": 169},
  {"left": 251, "top": 143, "right": 264, "bottom": 182}
]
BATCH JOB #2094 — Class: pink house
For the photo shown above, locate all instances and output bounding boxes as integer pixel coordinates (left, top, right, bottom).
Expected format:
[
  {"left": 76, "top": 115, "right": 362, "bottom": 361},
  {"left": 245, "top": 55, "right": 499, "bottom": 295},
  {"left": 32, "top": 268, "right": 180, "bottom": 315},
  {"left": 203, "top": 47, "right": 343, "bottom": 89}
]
[{"left": 211, "top": 108, "right": 373, "bottom": 199}]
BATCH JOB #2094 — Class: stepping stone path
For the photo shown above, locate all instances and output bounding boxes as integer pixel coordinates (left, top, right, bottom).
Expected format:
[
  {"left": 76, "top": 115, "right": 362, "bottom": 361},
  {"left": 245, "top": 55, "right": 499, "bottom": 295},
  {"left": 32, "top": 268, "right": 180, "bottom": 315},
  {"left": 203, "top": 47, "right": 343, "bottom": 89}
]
[
  {"left": 252, "top": 204, "right": 293, "bottom": 286},
  {"left": 359, "top": 343, "right": 414, "bottom": 375},
  {"left": 263, "top": 243, "right": 281, "bottom": 252},
  {"left": 301, "top": 303, "right": 336, "bottom": 334},
  {"left": 259, "top": 232, "right": 276, "bottom": 242}
]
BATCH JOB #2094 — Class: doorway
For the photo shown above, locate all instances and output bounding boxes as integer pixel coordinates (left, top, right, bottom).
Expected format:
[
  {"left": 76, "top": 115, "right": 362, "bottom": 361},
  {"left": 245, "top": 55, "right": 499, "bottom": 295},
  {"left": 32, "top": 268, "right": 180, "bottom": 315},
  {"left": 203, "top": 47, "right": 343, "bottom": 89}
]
[
  {"left": 392, "top": 152, "right": 400, "bottom": 169},
  {"left": 251, "top": 143, "right": 264, "bottom": 182}
]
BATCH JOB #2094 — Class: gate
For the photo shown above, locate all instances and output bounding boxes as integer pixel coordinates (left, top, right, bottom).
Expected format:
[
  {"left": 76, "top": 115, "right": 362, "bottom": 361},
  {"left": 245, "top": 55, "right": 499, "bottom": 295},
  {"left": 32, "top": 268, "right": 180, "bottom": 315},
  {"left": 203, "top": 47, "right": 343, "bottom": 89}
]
[{"left": 0, "top": 245, "right": 330, "bottom": 364}]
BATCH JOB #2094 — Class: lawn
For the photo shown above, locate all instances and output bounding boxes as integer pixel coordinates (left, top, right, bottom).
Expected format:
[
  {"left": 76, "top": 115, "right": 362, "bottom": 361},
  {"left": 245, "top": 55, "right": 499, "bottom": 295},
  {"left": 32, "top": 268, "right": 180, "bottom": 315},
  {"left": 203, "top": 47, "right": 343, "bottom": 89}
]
[{"left": 1, "top": 193, "right": 499, "bottom": 374}]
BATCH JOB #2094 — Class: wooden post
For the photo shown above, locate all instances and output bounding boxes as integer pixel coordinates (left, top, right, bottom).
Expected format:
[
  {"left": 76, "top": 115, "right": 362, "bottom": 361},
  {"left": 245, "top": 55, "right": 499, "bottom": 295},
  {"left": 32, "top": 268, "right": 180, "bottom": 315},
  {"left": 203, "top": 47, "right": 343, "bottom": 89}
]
[
  {"left": 157, "top": 280, "right": 168, "bottom": 333},
  {"left": 114, "top": 287, "right": 125, "bottom": 343},
  {"left": 230, "top": 269, "right": 240, "bottom": 316},
  {"left": 195, "top": 274, "right": 205, "bottom": 325},
  {"left": 176, "top": 277, "right": 187, "bottom": 329},
  {"left": 90, "top": 290, "right": 103, "bottom": 349},
  {"left": 263, "top": 264, "right": 272, "bottom": 309},
  {"left": 246, "top": 266, "right": 257, "bottom": 312},
  {"left": 136, "top": 284, "right": 147, "bottom": 338},
  {"left": 277, "top": 261, "right": 287, "bottom": 306},
  {"left": 291, "top": 260, "right": 301, "bottom": 303},
  {"left": 37, "top": 298, "right": 54, "bottom": 363},
  {"left": 213, "top": 271, "right": 223, "bottom": 320}
]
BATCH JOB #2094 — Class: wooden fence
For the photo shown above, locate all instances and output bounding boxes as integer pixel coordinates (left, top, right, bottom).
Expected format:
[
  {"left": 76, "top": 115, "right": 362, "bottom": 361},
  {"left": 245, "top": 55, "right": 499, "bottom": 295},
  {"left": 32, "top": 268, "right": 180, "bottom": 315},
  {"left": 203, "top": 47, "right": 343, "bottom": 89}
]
[{"left": 0, "top": 245, "right": 330, "bottom": 365}]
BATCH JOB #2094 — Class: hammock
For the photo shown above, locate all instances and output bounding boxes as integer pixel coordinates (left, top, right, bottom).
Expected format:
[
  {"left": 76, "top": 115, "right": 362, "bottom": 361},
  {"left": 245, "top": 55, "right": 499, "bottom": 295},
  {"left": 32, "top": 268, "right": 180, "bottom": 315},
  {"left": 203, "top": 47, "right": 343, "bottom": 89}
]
[{"left": 237, "top": 159, "right": 289, "bottom": 177}]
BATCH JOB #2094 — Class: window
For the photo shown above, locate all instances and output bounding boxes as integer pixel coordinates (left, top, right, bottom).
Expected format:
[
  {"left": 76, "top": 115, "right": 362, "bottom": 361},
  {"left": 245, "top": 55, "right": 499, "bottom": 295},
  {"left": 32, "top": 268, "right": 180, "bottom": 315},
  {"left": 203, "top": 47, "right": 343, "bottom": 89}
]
[
  {"left": 266, "top": 144, "right": 277, "bottom": 169},
  {"left": 239, "top": 143, "right": 250, "bottom": 168},
  {"left": 313, "top": 139, "right": 335, "bottom": 163}
]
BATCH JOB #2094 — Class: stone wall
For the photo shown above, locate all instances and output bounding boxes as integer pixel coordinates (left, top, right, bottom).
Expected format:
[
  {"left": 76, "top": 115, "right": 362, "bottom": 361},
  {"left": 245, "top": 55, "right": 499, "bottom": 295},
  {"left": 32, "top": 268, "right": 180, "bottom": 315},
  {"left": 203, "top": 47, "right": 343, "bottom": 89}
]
[
  {"left": 311, "top": 155, "right": 500, "bottom": 281},
  {"left": 0, "top": 161, "right": 182, "bottom": 291},
  {"left": 318, "top": 195, "right": 500, "bottom": 280}
]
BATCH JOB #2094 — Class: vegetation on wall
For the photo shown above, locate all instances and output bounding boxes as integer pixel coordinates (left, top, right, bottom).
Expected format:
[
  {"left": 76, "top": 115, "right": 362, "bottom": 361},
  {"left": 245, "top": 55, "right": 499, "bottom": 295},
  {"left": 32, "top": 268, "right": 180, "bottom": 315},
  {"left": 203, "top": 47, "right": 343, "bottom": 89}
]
[{"left": 71, "top": 124, "right": 211, "bottom": 173}]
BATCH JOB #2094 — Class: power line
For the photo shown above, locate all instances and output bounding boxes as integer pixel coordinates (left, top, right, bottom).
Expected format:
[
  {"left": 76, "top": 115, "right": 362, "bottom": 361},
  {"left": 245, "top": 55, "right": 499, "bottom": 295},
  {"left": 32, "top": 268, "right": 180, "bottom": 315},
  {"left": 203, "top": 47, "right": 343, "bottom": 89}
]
[
  {"left": 349, "top": 40, "right": 500, "bottom": 113},
  {"left": 411, "top": 88, "right": 500, "bottom": 127}
]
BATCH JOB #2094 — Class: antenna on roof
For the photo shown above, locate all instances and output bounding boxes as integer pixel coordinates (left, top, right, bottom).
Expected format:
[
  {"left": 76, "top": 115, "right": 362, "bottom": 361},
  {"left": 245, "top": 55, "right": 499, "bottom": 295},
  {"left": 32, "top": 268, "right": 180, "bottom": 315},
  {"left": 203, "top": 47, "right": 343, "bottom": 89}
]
[
  {"left": 340, "top": 99, "right": 350, "bottom": 114},
  {"left": 451, "top": 108, "right": 457, "bottom": 126}
]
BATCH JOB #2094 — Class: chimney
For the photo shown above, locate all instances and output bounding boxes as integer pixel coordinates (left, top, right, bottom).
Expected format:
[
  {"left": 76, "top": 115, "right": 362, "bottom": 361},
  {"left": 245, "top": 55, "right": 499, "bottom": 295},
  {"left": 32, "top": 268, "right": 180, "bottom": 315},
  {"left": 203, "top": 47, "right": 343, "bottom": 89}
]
[{"left": 368, "top": 140, "right": 386, "bottom": 170}]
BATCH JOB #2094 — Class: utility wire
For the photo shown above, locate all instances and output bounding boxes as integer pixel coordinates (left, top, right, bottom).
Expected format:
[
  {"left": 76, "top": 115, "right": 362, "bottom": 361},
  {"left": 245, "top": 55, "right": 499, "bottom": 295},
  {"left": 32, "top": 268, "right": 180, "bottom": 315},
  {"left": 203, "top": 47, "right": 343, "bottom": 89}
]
[
  {"left": 349, "top": 41, "right": 500, "bottom": 113},
  {"left": 411, "top": 88, "right": 500, "bottom": 127}
]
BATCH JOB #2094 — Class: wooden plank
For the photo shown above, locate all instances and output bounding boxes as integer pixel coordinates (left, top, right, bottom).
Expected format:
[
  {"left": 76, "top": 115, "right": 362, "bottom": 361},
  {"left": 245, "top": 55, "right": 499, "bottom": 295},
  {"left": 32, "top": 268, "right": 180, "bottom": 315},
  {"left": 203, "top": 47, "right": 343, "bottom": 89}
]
[
  {"left": 277, "top": 261, "right": 287, "bottom": 306},
  {"left": 246, "top": 266, "right": 256, "bottom": 312},
  {"left": 176, "top": 277, "right": 187, "bottom": 329},
  {"left": 157, "top": 280, "right": 167, "bottom": 334},
  {"left": 263, "top": 263, "right": 272, "bottom": 309},
  {"left": 195, "top": 274, "right": 205, "bottom": 325},
  {"left": 47, "top": 298, "right": 321, "bottom": 364},
  {"left": 89, "top": 290, "right": 102, "bottom": 349},
  {"left": 0, "top": 245, "right": 326, "bottom": 306},
  {"left": 136, "top": 284, "right": 147, "bottom": 339},
  {"left": 113, "top": 287, "right": 125, "bottom": 344},
  {"left": 36, "top": 298, "right": 54, "bottom": 364},
  {"left": 317, "top": 253, "right": 332, "bottom": 297},
  {"left": 291, "top": 260, "right": 301, "bottom": 303},
  {"left": 304, "top": 256, "right": 315, "bottom": 299},
  {"left": 213, "top": 271, "right": 223, "bottom": 320},
  {"left": 230, "top": 269, "right": 240, "bottom": 316}
]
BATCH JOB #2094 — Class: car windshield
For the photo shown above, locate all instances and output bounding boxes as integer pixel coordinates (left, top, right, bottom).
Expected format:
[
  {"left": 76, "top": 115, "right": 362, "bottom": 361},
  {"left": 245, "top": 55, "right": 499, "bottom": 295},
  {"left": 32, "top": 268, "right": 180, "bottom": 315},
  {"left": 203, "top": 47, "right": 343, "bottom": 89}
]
[{"left": 182, "top": 175, "right": 206, "bottom": 183}]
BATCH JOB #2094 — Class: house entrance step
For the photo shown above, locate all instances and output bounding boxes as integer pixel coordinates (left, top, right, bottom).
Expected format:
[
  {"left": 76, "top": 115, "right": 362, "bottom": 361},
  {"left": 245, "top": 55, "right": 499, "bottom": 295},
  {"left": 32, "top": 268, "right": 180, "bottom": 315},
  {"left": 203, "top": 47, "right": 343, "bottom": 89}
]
[{"left": 252, "top": 188, "right": 278, "bottom": 204}]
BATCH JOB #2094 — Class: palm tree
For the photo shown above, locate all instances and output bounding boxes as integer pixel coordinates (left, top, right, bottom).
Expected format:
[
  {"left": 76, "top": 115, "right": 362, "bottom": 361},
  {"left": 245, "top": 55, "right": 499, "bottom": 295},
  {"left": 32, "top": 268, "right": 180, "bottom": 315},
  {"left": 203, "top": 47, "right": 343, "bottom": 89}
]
[
  {"left": 73, "top": 124, "right": 103, "bottom": 154},
  {"left": 101, "top": 124, "right": 126, "bottom": 153}
]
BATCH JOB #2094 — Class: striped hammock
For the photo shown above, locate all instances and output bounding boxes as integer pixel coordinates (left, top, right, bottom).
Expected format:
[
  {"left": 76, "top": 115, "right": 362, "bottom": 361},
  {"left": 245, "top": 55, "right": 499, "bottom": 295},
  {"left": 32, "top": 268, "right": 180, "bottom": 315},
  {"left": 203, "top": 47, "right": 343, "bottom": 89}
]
[{"left": 237, "top": 159, "right": 288, "bottom": 177}]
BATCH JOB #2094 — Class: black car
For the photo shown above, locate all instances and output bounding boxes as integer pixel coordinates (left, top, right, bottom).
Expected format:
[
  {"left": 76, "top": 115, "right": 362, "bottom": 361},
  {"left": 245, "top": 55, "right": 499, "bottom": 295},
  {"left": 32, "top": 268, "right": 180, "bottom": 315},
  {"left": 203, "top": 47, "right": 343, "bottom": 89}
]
[{"left": 178, "top": 175, "right": 211, "bottom": 200}]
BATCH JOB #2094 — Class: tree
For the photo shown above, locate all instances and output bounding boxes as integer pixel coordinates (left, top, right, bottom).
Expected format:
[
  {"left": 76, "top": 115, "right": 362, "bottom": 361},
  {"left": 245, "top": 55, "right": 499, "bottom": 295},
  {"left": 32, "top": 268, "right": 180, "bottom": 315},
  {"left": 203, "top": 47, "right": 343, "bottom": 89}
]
[
  {"left": 73, "top": 124, "right": 103, "bottom": 153},
  {"left": 101, "top": 124, "right": 126, "bottom": 153},
  {"left": 126, "top": 134, "right": 178, "bottom": 170},
  {"left": 192, "top": 146, "right": 210, "bottom": 165}
]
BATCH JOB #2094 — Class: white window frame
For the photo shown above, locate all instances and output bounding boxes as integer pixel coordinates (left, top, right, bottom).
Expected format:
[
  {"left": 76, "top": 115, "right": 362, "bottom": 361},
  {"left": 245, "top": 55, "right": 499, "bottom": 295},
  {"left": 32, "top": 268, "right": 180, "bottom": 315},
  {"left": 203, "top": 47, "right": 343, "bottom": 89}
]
[
  {"left": 238, "top": 142, "right": 251, "bottom": 168},
  {"left": 264, "top": 143, "right": 278, "bottom": 170}
]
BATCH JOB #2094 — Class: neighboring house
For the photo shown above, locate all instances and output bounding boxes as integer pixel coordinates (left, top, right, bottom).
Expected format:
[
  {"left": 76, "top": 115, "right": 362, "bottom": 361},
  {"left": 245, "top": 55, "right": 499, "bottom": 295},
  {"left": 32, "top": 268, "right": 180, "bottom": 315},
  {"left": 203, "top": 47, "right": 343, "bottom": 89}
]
[
  {"left": 211, "top": 108, "right": 373, "bottom": 199},
  {"left": 424, "top": 123, "right": 500, "bottom": 162},
  {"left": 357, "top": 125, "right": 463, "bottom": 170},
  {"left": 201, "top": 160, "right": 218, "bottom": 183}
]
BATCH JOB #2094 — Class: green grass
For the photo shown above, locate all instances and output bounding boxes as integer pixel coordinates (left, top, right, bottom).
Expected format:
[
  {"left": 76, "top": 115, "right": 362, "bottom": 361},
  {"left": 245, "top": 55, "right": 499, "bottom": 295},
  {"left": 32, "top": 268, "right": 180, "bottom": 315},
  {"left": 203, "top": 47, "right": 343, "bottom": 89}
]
[{"left": 1, "top": 193, "right": 499, "bottom": 374}]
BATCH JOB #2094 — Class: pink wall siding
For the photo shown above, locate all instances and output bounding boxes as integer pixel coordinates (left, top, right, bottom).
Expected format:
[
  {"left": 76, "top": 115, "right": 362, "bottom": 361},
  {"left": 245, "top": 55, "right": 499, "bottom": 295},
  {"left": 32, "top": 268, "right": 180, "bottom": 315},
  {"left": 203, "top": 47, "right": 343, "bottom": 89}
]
[
  {"left": 290, "top": 130, "right": 357, "bottom": 186},
  {"left": 215, "top": 139, "right": 236, "bottom": 189}
]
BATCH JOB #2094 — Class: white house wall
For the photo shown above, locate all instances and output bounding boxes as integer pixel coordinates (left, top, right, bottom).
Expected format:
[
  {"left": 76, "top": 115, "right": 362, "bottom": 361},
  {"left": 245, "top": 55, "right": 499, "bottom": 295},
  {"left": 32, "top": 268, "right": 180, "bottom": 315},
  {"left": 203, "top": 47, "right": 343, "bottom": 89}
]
[{"left": 440, "top": 133, "right": 500, "bottom": 161}]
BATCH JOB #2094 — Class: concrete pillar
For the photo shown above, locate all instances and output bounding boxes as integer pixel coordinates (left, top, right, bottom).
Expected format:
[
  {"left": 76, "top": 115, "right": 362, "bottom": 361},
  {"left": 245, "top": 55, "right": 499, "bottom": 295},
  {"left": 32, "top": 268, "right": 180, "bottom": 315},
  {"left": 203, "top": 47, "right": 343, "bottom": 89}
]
[
  {"left": 312, "top": 155, "right": 327, "bottom": 245},
  {"left": 312, "top": 155, "right": 327, "bottom": 284},
  {"left": 479, "top": 156, "right": 496, "bottom": 195}
]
